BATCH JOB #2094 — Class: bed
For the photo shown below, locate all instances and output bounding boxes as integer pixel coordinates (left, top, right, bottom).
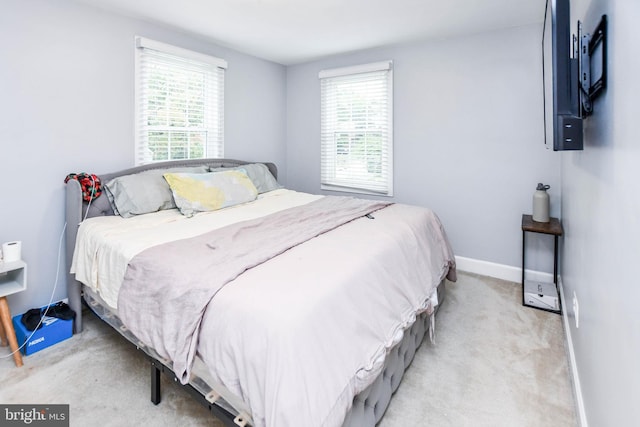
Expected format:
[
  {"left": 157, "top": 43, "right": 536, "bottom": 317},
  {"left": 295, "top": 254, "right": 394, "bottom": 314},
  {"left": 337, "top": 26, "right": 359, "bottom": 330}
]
[{"left": 64, "top": 158, "right": 456, "bottom": 427}]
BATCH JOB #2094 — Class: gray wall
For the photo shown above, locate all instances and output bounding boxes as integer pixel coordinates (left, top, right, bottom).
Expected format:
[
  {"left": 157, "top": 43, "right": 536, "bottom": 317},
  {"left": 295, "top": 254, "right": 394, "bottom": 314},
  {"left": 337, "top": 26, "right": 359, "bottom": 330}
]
[
  {"left": 6, "top": 0, "right": 636, "bottom": 423},
  {"left": 563, "top": 0, "right": 640, "bottom": 425},
  {"left": 286, "top": 24, "right": 561, "bottom": 271},
  {"left": 0, "top": 0, "right": 286, "bottom": 315}
]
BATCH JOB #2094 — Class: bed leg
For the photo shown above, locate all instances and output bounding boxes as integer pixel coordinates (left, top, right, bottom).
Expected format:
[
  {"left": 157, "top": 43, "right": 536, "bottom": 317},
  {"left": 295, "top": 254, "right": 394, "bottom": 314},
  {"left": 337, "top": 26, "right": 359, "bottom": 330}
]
[{"left": 151, "top": 361, "right": 161, "bottom": 405}]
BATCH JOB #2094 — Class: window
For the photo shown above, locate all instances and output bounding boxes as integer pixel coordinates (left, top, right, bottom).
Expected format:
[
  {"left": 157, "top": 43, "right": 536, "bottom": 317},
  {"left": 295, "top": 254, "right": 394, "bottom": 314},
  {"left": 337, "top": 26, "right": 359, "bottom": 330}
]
[
  {"left": 319, "top": 61, "right": 393, "bottom": 196},
  {"left": 135, "top": 37, "right": 226, "bottom": 165}
]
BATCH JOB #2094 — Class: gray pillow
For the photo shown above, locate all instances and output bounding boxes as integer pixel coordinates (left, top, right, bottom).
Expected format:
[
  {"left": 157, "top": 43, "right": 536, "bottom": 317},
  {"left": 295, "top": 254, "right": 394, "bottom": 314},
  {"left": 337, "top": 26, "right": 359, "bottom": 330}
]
[
  {"left": 105, "top": 166, "right": 208, "bottom": 218},
  {"left": 209, "top": 163, "right": 282, "bottom": 194}
]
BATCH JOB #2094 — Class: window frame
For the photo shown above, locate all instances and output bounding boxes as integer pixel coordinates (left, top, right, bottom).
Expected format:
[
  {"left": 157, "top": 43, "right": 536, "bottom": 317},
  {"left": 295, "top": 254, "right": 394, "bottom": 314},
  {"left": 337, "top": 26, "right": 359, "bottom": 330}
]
[
  {"left": 319, "top": 61, "right": 394, "bottom": 197},
  {"left": 134, "top": 36, "right": 227, "bottom": 165}
]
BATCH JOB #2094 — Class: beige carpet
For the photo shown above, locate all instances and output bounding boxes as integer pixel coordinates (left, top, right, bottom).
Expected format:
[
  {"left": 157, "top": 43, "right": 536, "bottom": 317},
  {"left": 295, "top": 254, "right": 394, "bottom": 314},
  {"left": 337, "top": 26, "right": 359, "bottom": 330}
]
[{"left": 0, "top": 272, "right": 577, "bottom": 426}]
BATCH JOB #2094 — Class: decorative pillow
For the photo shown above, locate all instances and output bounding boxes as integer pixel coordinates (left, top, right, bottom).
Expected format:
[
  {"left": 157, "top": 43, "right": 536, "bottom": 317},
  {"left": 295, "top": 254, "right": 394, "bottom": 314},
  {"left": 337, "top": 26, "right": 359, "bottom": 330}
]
[
  {"left": 163, "top": 170, "right": 258, "bottom": 217},
  {"left": 104, "top": 166, "right": 208, "bottom": 218},
  {"left": 209, "top": 163, "right": 282, "bottom": 194}
]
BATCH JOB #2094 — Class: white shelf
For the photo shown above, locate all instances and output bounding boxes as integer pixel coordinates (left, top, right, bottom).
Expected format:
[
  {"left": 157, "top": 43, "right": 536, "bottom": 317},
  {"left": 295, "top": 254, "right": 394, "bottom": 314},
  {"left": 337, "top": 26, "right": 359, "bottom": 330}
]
[{"left": 0, "top": 260, "right": 27, "bottom": 298}]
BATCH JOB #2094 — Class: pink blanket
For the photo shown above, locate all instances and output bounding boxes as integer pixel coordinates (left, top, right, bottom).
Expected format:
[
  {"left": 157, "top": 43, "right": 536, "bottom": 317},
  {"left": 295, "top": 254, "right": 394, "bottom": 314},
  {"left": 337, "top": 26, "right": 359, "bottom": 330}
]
[
  {"left": 118, "top": 195, "right": 456, "bottom": 426},
  {"left": 118, "top": 196, "right": 391, "bottom": 383}
]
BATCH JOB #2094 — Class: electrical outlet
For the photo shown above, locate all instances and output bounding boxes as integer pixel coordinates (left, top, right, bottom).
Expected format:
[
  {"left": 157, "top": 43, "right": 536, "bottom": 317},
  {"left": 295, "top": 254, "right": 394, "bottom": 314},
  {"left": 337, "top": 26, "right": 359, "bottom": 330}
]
[{"left": 573, "top": 291, "right": 580, "bottom": 328}]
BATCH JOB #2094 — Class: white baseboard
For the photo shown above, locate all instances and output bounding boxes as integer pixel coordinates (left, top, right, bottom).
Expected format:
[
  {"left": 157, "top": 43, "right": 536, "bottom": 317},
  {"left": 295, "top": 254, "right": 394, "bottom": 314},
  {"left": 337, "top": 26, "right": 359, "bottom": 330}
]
[
  {"left": 454, "top": 255, "right": 553, "bottom": 283},
  {"left": 455, "top": 256, "right": 587, "bottom": 426},
  {"left": 557, "top": 277, "right": 588, "bottom": 427}
]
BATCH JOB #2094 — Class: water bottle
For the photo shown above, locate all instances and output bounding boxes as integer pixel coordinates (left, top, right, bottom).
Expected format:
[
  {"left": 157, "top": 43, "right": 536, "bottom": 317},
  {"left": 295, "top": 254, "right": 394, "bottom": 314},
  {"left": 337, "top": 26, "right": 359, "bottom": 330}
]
[{"left": 532, "top": 183, "right": 550, "bottom": 223}]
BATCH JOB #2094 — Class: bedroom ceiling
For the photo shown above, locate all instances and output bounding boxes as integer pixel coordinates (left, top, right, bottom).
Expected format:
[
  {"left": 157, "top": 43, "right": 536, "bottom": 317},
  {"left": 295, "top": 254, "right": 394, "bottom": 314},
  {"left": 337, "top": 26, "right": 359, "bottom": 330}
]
[{"left": 71, "top": 0, "right": 544, "bottom": 65}]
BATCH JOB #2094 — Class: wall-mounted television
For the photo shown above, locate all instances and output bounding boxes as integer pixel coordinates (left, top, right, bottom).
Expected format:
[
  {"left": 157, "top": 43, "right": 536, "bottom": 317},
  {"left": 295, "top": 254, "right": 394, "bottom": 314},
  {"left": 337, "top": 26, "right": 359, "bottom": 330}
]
[{"left": 542, "top": 0, "right": 583, "bottom": 151}]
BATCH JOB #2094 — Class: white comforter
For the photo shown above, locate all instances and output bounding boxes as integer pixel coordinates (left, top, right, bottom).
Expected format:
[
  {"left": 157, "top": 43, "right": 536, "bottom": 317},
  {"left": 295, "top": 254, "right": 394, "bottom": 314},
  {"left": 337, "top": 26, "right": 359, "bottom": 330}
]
[
  {"left": 71, "top": 189, "right": 322, "bottom": 308},
  {"left": 71, "top": 189, "right": 456, "bottom": 427}
]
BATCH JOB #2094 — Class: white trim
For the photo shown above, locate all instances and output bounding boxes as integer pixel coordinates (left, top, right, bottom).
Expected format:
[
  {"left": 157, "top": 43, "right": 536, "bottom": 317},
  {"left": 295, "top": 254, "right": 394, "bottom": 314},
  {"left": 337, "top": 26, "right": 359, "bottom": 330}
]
[
  {"left": 320, "top": 183, "right": 393, "bottom": 197},
  {"left": 319, "top": 60, "right": 392, "bottom": 79},
  {"left": 387, "top": 67, "right": 394, "bottom": 196},
  {"left": 135, "top": 36, "right": 228, "bottom": 69},
  {"left": 454, "top": 256, "right": 553, "bottom": 283},
  {"left": 134, "top": 41, "right": 142, "bottom": 164},
  {"left": 558, "top": 277, "right": 589, "bottom": 427}
]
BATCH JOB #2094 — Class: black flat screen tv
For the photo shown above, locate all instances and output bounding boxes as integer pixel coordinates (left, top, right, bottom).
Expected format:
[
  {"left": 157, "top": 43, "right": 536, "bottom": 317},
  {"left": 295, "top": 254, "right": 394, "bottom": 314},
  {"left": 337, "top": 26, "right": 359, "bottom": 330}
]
[{"left": 542, "top": 0, "right": 583, "bottom": 150}]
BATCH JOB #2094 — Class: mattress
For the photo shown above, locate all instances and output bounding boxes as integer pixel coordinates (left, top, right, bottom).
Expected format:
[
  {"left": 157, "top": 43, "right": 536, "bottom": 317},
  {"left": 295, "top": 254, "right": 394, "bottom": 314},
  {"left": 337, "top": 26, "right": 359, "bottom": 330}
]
[
  {"left": 71, "top": 189, "right": 322, "bottom": 308},
  {"left": 81, "top": 286, "right": 253, "bottom": 422},
  {"left": 83, "top": 274, "right": 447, "bottom": 427},
  {"left": 71, "top": 188, "right": 456, "bottom": 426}
]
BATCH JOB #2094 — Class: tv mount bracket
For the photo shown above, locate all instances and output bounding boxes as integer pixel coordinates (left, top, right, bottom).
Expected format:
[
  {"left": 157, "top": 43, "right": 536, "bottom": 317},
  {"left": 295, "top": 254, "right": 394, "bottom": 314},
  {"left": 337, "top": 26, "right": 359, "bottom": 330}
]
[{"left": 577, "top": 15, "right": 608, "bottom": 116}]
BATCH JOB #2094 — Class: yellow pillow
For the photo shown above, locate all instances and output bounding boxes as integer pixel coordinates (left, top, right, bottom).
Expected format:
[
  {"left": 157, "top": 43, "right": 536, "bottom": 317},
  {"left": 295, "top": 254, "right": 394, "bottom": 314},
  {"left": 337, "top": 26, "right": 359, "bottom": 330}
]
[{"left": 163, "top": 170, "right": 258, "bottom": 217}]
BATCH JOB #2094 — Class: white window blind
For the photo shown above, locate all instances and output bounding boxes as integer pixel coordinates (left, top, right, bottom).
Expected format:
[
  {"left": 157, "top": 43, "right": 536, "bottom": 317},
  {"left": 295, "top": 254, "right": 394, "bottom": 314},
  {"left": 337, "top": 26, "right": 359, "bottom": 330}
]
[
  {"left": 135, "top": 37, "right": 226, "bottom": 165},
  {"left": 319, "top": 61, "right": 393, "bottom": 196}
]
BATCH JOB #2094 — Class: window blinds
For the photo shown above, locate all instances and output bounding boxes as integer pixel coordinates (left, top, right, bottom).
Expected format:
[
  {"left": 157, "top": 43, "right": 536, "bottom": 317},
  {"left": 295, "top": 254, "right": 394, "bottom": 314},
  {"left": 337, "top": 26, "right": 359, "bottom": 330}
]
[
  {"left": 319, "top": 61, "right": 393, "bottom": 196},
  {"left": 135, "top": 37, "right": 226, "bottom": 165}
]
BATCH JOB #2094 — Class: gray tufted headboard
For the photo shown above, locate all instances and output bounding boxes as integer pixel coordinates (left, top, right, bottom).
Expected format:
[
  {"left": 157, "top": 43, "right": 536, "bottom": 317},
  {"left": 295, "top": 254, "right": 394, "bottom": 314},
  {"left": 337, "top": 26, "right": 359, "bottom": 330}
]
[{"left": 64, "top": 158, "right": 277, "bottom": 333}]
